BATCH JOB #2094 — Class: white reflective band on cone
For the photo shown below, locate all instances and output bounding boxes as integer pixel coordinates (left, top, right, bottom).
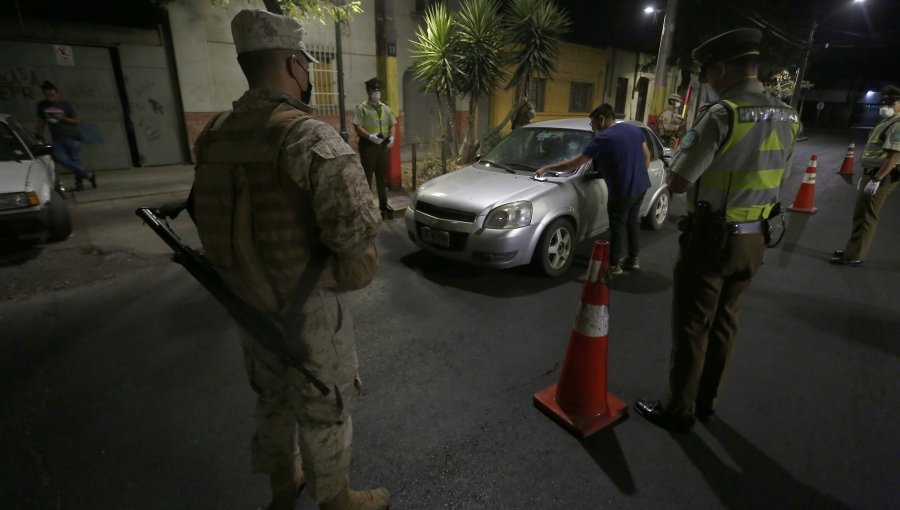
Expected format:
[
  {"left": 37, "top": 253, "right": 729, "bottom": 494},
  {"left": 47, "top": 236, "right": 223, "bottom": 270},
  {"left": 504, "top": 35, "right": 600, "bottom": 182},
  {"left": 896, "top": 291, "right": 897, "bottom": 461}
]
[
  {"left": 573, "top": 303, "right": 609, "bottom": 337},
  {"left": 587, "top": 258, "right": 602, "bottom": 283},
  {"left": 803, "top": 173, "right": 816, "bottom": 184}
]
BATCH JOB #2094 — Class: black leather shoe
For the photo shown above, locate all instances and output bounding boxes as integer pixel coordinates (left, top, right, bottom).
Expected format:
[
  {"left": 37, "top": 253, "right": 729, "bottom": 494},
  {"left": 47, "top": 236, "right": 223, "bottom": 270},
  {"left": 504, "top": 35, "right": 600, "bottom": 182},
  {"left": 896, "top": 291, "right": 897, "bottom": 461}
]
[
  {"left": 634, "top": 399, "right": 695, "bottom": 433},
  {"left": 88, "top": 173, "right": 97, "bottom": 189},
  {"left": 381, "top": 209, "right": 393, "bottom": 220},
  {"left": 830, "top": 254, "right": 862, "bottom": 267},
  {"left": 696, "top": 407, "right": 716, "bottom": 423}
]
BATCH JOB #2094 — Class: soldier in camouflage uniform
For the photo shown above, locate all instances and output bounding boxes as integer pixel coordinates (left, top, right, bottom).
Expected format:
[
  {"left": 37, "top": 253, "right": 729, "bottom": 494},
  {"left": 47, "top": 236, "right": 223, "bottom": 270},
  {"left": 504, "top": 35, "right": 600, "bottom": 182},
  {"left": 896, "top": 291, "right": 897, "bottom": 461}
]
[{"left": 189, "top": 10, "right": 388, "bottom": 510}]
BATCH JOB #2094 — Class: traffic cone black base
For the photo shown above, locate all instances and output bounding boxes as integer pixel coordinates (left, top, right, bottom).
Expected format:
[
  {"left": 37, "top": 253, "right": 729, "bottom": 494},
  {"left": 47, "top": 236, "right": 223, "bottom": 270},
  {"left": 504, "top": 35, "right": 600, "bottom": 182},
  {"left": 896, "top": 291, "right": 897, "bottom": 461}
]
[{"left": 534, "top": 384, "right": 627, "bottom": 438}]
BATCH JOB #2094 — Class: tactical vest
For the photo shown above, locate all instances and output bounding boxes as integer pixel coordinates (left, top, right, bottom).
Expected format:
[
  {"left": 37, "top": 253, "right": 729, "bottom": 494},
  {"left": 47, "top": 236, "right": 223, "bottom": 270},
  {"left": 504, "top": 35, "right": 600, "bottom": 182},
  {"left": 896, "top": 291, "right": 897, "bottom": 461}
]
[
  {"left": 690, "top": 99, "right": 800, "bottom": 223},
  {"left": 355, "top": 102, "right": 392, "bottom": 138},
  {"left": 192, "top": 102, "right": 313, "bottom": 313},
  {"left": 860, "top": 116, "right": 900, "bottom": 170}
]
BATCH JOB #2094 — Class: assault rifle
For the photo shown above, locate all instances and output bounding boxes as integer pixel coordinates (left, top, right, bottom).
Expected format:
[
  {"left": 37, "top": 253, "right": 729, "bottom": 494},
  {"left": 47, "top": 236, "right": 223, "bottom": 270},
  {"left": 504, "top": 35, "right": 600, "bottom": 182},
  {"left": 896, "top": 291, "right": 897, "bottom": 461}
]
[{"left": 136, "top": 204, "right": 329, "bottom": 395}]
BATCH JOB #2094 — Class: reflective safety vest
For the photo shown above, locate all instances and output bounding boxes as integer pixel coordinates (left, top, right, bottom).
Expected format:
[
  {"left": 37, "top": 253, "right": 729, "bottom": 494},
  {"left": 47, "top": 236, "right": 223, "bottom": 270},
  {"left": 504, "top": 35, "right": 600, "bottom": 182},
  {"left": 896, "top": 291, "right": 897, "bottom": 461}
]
[
  {"left": 691, "top": 99, "right": 800, "bottom": 223},
  {"left": 354, "top": 101, "right": 393, "bottom": 139},
  {"left": 192, "top": 102, "right": 313, "bottom": 312},
  {"left": 860, "top": 116, "right": 900, "bottom": 170}
]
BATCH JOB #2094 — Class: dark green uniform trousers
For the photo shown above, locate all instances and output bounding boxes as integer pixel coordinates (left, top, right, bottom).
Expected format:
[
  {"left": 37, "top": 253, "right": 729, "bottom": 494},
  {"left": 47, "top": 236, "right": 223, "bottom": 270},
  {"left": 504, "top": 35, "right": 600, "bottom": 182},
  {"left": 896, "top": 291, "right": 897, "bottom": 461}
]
[
  {"left": 358, "top": 140, "right": 389, "bottom": 213},
  {"left": 666, "top": 232, "right": 766, "bottom": 417},
  {"left": 842, "top": 172, "right": 899, "bottom": 261}
]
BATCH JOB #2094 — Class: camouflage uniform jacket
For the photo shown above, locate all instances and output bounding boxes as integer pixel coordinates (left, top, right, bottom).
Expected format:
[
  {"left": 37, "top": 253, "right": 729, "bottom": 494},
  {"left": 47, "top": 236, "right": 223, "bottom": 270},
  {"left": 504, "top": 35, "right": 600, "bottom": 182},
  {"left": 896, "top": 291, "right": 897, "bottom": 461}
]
[{"left": 194, "top": 90, "right": 382, "bottom": 312}]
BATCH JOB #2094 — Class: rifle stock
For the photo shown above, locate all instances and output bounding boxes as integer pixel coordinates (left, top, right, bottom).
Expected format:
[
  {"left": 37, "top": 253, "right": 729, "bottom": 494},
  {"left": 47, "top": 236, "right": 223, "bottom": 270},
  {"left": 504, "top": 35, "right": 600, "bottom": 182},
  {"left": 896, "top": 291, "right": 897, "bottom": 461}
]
[{"left": 135, "top": 207, "right": 329, "bottom": 395}]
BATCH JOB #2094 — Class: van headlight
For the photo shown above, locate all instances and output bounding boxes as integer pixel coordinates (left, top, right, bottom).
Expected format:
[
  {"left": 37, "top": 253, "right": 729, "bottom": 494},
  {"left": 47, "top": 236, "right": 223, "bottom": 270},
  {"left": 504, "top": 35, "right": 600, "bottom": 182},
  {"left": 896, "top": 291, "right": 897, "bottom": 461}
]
[{"left": 484, "top": 201, "right": 532, "bottom": 229}]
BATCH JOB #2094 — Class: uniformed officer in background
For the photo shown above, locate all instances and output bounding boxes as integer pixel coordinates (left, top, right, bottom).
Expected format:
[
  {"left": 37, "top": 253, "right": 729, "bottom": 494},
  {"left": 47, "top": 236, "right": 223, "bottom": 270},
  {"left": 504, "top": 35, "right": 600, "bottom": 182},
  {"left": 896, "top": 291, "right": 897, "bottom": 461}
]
[
  {"left": 353, "top": 77, "right": 397, "bottom": 219},
  {"left": 656, "top": 93, "right": 685, "bottom": 147},
  {"left": 189, "top": 9, "right": 387, "bottom": 510},
  {"left": 635, "top": 28, "right": 800, "bottom": 433},
  {"left": 830, "top": 84, "right": 900, "bottom": 267}
]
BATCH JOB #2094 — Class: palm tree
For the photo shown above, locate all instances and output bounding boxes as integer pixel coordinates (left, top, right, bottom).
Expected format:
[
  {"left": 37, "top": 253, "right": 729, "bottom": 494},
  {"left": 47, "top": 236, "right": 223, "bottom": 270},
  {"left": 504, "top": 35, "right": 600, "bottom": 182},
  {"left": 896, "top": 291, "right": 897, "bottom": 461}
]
[
  {"left": 491, "top": 0, "right": 570, "bottom": 134},
  {"left": 410, "top": 3, "right": 462, "bottom": 157},
  {"left": 454, "top": 0, "right": 507, "bottom": 164}
]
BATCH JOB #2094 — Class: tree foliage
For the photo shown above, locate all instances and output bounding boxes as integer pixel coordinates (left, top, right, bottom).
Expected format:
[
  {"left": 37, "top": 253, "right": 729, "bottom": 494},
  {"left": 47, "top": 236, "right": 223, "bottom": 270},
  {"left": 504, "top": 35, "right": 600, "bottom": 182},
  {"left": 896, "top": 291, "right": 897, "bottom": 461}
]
[
  {"left": 502, "top": 0, "right": 571, "bottom": 95},
  {"left": 210, "top": 0, "right": 362, "bottom": 24}
]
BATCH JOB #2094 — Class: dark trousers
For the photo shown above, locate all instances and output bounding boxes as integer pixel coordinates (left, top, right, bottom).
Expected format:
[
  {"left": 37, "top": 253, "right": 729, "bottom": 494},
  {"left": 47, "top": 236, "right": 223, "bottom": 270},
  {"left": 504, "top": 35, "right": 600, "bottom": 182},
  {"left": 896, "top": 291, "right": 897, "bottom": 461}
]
[
  {"left": 358, "top": 140, "right": 389, "bottom": 212},
  {"left": 665, "top": 232, "right": 765, "bottom": 417},
  {"left": 843, "top": 172, "right": 898, "bottom": 261},
  {"left": 607, "top": 195, "right": 643, "bottom": 266}
]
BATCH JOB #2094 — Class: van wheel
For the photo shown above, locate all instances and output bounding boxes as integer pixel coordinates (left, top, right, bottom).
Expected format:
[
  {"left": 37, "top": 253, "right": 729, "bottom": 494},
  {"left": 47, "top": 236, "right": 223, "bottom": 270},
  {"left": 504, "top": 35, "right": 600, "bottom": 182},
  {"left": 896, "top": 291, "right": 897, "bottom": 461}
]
[{"left": 532, "top": 218, "right": 575, "bottom": 277}]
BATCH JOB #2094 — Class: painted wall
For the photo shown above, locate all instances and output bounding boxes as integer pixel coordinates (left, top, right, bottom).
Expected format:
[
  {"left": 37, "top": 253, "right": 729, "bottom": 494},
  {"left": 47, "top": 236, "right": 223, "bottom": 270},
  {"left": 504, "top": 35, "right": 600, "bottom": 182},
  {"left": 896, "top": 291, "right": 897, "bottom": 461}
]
[{"left": 489, "top": 42, "right": 609, "bottom": 129}]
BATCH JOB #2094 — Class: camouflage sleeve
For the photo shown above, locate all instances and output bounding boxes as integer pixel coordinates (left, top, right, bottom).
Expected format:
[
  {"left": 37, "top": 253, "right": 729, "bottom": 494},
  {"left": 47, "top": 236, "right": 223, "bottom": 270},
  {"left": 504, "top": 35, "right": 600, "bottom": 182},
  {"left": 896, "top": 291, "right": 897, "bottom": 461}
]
[
  {"left": 669, "top": 103, "right": 730, "bottom": 184},
  {"left": 885, "top": 120, "right": 900, "bottom": 152},
  {"left": 283, "top": 120, "right": 382, "bottom": 256}
]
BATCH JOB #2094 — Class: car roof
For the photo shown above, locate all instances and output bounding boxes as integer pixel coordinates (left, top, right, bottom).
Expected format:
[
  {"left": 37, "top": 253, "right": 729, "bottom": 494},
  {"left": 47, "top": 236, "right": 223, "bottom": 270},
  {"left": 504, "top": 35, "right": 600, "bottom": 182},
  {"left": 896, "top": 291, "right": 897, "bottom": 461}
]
[{"left": 525, "top": 117, "right": 650, "bottom": 131}]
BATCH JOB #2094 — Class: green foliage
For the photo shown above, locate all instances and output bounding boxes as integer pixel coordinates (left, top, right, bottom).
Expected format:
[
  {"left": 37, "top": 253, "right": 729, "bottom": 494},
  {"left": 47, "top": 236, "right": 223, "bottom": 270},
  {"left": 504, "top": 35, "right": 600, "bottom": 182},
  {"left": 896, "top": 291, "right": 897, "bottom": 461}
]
[
  {"left": 210, "top": 0, "right": 362, "bottom": 24},
  {"left": 454, "top": 0, "right": 507, "bottom": 100},
  {"left": 503, "top": 0, "right": 571, "bottom": 94},
  {"left": 410, "top": 3, "right": 460, "bottom": 100},
  {"left": 763, "top": 69, "right": 813, "bottom": 101}
]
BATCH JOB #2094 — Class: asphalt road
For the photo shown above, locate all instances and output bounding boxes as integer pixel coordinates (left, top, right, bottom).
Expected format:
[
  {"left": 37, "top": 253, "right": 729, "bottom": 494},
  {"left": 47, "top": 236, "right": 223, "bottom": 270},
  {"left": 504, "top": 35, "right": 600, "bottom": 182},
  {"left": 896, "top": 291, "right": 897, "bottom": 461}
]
[{"left": 1, "top": 129, "right": 898, "bottom": 509}]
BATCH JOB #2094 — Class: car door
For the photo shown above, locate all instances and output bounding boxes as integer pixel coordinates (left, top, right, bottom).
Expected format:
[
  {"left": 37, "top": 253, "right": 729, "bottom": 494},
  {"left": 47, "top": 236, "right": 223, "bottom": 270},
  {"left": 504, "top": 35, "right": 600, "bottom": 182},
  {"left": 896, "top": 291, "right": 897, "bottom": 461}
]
[
  {"left": 640, "top": 126, "right": 666, "bottom": 211},
  {"left": 572, "top": 159, "right": 609, "bottom": 239}
]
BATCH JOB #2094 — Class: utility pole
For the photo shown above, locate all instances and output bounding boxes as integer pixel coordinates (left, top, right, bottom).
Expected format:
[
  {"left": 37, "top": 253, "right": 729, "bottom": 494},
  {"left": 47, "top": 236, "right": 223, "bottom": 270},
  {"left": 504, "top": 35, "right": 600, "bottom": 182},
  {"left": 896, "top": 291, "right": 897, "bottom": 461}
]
[
  {"left": 374, "top": 0, "right": 401, "bottom": 189},
  {"left": 335, "top": 20, "right": 348, "bottom": 142},
  {"left": 649, "top": 0, "right": 678, "bottom": 125},
  {"left": 790, "top": 20, "right": 816, "bottom": 110}
]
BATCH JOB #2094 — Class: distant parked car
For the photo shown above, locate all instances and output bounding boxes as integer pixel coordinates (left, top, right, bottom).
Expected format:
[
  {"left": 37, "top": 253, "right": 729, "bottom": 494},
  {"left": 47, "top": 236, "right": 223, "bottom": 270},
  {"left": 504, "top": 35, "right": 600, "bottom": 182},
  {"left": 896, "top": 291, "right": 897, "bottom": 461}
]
[
  {"left": 404, "top": 118, "right": 672, "bottom": 277},
  {"left": 0, "top": 114, "right": 72, "bottom": 244}
]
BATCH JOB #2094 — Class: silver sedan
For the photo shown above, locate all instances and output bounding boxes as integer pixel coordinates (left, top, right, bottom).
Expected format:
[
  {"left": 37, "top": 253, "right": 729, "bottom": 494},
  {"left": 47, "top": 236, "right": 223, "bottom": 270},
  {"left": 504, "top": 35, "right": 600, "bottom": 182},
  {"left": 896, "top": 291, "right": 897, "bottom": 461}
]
[{"left": 404, "top": 118, "right": 671, "bottom": 276}]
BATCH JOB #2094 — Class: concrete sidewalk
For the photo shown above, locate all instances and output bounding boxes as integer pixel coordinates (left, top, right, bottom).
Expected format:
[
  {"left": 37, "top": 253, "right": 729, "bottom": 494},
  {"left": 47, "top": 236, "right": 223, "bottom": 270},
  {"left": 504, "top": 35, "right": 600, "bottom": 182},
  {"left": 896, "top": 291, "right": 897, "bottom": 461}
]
[{"left": 63, "top": 164, "right": 411, "bottom": 213}]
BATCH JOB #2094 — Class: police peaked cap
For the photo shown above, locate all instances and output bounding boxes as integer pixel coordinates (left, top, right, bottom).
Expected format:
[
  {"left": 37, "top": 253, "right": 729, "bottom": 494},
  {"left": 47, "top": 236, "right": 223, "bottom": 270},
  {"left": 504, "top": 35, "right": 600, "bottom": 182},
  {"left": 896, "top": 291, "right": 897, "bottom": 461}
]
[
  {"left": 692, "top": 28, "right": 762, "bottom": 67},
  {"left": 365, "top": 77, "right": 382, "bottom": 90}
]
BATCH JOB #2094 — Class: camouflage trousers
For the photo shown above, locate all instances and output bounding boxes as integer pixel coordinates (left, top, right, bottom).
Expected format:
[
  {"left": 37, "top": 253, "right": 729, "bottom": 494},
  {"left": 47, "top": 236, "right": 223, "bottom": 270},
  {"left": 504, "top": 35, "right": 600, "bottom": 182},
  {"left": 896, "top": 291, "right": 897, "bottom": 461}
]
[{"left": 238, "top": 289, "right": 360, "bottom": 503}]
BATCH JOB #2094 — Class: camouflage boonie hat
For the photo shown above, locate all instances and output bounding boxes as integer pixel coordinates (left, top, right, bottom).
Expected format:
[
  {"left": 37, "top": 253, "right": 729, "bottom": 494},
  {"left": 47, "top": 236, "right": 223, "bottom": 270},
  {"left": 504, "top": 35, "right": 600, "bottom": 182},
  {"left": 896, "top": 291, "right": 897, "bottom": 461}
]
[
  {"left": 231, "top": 9, "right": 318, "bottom": 63},
  {"left": 881, "top": 85, "right": 900, "bottom": 102}
]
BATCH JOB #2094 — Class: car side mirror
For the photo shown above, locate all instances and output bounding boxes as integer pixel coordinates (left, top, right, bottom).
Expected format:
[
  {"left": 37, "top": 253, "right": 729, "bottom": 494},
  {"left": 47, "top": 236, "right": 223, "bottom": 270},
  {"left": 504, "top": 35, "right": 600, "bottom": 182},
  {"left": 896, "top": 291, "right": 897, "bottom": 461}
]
[{"left": 32, "top": 144, "right": 54, "bottom": 157}]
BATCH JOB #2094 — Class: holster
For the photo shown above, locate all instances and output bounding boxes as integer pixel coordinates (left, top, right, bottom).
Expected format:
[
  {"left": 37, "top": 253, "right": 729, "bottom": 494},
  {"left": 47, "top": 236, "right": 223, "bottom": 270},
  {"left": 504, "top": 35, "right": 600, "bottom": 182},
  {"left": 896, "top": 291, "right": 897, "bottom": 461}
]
[{"left": 677, "top": 201, "right": 729, "bottom": 265}]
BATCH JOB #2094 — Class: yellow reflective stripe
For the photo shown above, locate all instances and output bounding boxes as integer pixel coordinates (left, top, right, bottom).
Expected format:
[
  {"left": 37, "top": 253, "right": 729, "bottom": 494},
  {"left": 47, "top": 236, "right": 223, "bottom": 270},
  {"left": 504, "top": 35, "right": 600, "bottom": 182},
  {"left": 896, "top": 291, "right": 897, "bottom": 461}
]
[
  {"left": 760, "top": 129, "right": 784, "bottom": 151},
  {"left": 701, "top": 169, "right": 784, "bottom": 190},
  {"left": 726, "top": 204, "right": 773, "bottom": 223}
]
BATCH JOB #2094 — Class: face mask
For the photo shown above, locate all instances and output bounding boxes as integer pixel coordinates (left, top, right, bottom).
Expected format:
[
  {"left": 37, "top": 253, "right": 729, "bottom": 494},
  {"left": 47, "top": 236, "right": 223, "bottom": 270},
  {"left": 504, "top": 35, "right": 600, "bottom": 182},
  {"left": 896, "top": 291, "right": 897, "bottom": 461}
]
[
  {"left": 370, "top": 91, "right": 381, "bottom": 103},
  {"left": 879, "top": 106, "right": 895, "bottom": 119},
  {"left": 300, "top": 80, "right": 313, "bottom": 105}
]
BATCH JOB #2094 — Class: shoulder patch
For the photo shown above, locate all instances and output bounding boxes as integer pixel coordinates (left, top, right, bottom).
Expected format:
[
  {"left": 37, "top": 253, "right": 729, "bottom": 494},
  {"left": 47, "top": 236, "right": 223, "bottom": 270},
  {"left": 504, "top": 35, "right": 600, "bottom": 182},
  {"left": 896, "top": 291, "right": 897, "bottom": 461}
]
[
  {"left": 680, "top": 129, "right": 698, "bottom": 149},
  {"left": 310, "top": 124, "right": 356, "bottom": 160}
]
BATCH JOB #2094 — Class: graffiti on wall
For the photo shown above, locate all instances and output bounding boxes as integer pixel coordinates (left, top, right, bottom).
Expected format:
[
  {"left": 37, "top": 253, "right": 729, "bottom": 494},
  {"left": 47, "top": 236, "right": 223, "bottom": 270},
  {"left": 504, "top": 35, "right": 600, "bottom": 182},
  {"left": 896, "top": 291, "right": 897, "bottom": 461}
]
[{"left": 0, "top": 67, "right": 41, "bottom": 101}]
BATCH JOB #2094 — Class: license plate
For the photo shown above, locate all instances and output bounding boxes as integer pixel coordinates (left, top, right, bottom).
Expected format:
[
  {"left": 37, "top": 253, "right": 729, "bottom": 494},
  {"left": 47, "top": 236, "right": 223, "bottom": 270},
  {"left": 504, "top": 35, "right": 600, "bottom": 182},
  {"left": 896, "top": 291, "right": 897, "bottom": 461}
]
[{"left": 420, "top": 225, "right": 450, "bottom": 248}]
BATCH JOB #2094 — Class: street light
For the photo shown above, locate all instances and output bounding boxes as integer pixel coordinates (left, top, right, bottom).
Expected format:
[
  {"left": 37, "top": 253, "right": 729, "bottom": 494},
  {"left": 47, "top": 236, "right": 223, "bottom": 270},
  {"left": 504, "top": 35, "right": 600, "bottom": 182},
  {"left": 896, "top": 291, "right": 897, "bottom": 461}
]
[
  {"left": 644, "top": 5, "right": 662, "bottom": 24},
  {"left": 789, "top": 0, "right": 865, "bottom": 110}
]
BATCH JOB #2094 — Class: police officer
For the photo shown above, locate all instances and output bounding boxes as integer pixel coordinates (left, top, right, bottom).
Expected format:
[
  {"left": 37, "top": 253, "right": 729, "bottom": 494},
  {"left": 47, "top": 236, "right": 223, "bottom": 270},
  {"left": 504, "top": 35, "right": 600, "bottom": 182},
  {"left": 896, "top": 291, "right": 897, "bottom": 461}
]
[
  {"left": 831, "top": 84, "right": 900, "bottom": 267},
  {"left": 634, "top": 28, "right": 800, "bottom": 433},
  {"left": 352, "top": 77, "right": 396, "bottom": 219},
  {"left": 190, "top": 10, "right": 388, "bottom": 510},
  {"left": 657, "top": 93, "right": 684, "bottom": 147}
]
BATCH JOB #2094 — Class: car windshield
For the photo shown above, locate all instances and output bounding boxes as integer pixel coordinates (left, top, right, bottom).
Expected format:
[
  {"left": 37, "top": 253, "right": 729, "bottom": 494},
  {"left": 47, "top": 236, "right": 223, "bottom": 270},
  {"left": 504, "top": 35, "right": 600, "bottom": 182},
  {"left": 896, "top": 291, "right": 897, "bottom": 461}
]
[
  {"left": 480, "top": 127, "right": 593, "bottom": 173},
  {"left": 0, "top": 122, "right": 29, "bottom": 162}
]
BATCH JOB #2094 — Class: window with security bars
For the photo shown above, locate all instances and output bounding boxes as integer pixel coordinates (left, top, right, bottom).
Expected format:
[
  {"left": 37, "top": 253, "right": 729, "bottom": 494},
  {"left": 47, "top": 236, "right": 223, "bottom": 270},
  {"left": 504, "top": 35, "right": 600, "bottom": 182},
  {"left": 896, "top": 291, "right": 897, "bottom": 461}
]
[
  {"left": 528, "top": 78, "right": 546, "bottom": 112},
  {"left": 569, "top": 82, "right": 594, "bottom": 113},
  {"left": 306, "top": 45, "right": 340, "bottom": 117}
]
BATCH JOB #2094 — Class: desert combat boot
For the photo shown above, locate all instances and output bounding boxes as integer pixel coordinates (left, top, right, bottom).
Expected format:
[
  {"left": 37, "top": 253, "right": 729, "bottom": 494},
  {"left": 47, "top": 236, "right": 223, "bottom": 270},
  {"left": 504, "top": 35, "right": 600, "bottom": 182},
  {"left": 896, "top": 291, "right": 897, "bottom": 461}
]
[{"left": 320, "top": 486, "right": 390, "bottom": 510}]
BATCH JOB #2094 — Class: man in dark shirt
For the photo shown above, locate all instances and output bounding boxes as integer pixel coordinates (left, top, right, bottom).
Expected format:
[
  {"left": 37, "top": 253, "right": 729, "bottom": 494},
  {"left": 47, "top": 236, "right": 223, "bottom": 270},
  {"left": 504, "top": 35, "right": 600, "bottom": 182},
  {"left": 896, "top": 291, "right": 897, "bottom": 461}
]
[
  {"left": 536, "top": 104, "right": 651, "bottom": 274},
  {"left": 35, "top": 81, "right": 96, "bottom": 191}
]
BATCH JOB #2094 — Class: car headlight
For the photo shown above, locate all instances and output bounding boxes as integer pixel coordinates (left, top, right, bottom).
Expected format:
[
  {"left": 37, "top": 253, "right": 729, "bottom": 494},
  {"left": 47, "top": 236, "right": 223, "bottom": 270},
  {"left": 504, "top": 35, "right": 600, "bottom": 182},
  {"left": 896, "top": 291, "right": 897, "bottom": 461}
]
[
  {"left": 484, "top": 201, "right": 532, "bottom": 229},
  {"left": 0, "top": 192, "right": 39, "bottom": 210}
]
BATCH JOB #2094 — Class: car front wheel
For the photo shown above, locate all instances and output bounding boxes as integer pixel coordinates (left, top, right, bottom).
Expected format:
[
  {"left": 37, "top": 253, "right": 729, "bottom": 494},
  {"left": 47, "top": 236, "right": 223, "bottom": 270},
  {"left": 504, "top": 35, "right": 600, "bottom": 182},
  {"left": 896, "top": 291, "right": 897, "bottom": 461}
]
[
  {"left": 642, "top": 190, "right": 669, "bottom": 230},
  {"left": 532, "top": 217, "right": 575, "bottom": 277},
  {"left": 47, "top": 189, "right": 73, "bottom": 242}
]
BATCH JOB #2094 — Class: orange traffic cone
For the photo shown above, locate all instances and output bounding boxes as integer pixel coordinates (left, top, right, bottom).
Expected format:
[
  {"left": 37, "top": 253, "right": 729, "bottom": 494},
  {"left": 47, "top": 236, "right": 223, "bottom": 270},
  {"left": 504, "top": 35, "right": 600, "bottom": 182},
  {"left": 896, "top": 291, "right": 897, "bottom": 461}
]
[
  {"left": 533, "top": 240, "right": 627, "bottom": 438},
  {"left": 788, "top": 154, "right": 819, "bottom": 214},
  {"left": 837, "top": 143, "right": 855, "bottom": 176}
]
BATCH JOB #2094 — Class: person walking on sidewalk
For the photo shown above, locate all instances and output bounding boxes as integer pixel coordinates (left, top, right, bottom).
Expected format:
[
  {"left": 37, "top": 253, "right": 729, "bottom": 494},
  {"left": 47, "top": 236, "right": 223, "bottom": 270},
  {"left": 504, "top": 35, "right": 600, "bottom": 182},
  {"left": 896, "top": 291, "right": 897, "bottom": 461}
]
[
  {"left": 189, "top": 9, "right": 387, "bottom": 510},
  {"left": 35, "top": 81, "right": 96, "bottom": 191},
  {"left": 831, "top": 85, "right": 900, "bottom": 267},
  {"left": 536, "top": 103, "right": 651, "bottom": 275},
  {"left": 634, "top": 28, "right": 800, "bottom": 433},
  {"left": 352, "top": 77, "right": 396, "bottom": 219}
]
